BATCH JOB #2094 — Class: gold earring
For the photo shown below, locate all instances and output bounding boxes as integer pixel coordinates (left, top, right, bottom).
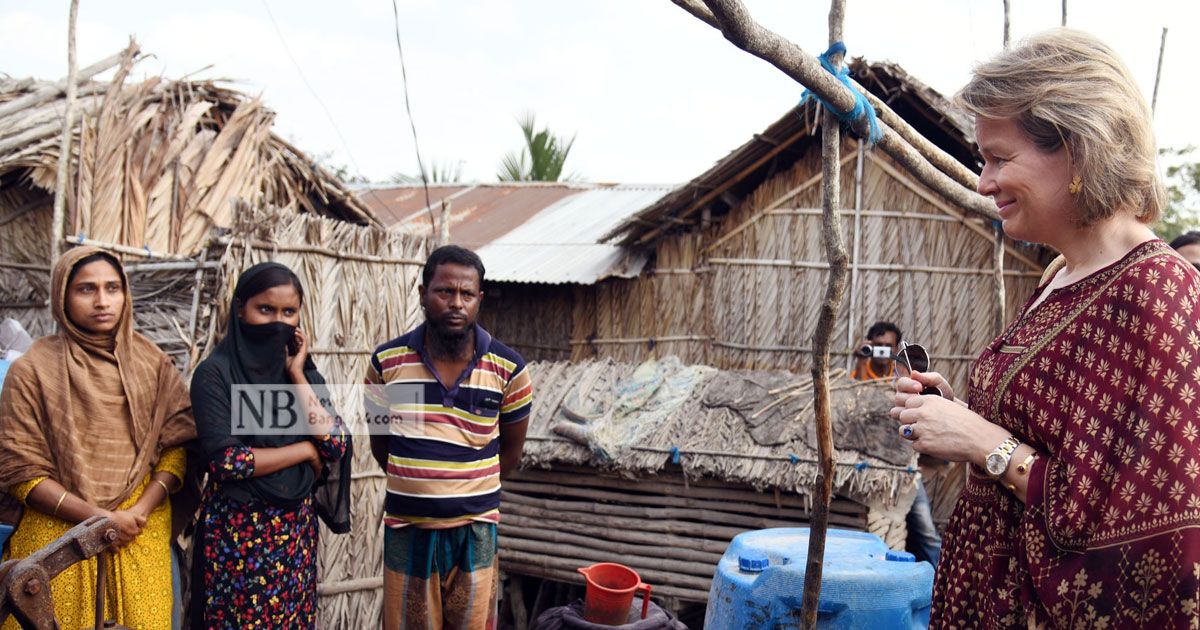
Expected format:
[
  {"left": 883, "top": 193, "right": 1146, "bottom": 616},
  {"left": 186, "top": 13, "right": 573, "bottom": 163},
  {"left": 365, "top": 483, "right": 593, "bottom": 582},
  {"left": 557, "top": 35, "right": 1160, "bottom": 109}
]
[{"left": 1068, "top": 175, "right": 1082, "bottom": 195}]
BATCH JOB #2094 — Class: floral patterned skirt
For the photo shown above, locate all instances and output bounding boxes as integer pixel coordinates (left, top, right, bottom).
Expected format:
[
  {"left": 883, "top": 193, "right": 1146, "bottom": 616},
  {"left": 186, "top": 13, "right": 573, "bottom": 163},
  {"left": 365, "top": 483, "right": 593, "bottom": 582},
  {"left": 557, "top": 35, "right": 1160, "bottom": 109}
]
[{"left": 192, "top": 489, "right": 318, "bottom": 629}]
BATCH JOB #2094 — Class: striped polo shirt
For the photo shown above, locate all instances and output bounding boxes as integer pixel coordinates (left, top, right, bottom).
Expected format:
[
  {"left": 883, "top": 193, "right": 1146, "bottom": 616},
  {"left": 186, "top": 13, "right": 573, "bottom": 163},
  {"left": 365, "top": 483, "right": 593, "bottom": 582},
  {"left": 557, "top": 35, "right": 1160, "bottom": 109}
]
[{"left": 365, "top": 323, "right": 532, "bottom": 528}]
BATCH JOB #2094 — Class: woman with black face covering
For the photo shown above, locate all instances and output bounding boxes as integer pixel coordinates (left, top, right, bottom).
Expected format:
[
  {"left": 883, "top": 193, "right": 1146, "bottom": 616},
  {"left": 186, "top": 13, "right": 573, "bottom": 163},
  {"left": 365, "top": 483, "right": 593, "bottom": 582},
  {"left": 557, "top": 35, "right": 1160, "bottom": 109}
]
[{"left": 189, "top": 262, "right": 351, "bottom": 629}]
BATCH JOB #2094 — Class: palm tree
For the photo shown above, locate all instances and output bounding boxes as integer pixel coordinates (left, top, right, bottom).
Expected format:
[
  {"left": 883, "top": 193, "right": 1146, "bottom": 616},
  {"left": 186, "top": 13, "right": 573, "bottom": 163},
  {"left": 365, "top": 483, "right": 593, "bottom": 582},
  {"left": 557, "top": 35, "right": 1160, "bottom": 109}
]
[{"left": 497, "top": 113, "right": 578, "bottom": 181}]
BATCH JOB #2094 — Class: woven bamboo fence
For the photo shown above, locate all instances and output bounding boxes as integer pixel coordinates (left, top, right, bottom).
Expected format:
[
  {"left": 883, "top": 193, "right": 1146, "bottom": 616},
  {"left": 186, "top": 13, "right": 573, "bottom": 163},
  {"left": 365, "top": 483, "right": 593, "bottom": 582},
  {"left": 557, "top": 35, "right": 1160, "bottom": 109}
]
[
  {"left": 570, "top": 141, "right": 1043, "bottom": 392},
  {"left": 205, "top": 205, "right": 428, "bottom": 627}
]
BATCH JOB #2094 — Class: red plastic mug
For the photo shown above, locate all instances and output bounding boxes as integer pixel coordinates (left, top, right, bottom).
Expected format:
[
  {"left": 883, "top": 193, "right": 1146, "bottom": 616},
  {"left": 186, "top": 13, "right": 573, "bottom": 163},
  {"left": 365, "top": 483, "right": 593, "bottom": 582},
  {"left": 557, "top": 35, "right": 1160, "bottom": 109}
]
[{"left": 577, "top": 562, "right": 652, "bottom": 625}]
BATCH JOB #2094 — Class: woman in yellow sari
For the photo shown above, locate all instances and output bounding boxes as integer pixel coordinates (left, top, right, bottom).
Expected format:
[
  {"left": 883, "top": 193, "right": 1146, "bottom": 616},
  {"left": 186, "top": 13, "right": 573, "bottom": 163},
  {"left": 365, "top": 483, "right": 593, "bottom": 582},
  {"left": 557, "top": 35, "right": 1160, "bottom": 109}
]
[{"left": 0, "top": 246, "right": 196, "bottom": 629}]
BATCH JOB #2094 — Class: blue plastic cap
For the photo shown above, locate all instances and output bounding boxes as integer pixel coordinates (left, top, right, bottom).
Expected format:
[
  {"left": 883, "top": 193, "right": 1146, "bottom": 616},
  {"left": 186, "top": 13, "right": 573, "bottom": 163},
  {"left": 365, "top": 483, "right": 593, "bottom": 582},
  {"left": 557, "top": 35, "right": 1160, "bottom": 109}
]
[
  {"left": 739, "top": 553, "right": 770, "bottom": 572},
  {"left": 885, "top": 550, "right": 916, "bottom": 562}
]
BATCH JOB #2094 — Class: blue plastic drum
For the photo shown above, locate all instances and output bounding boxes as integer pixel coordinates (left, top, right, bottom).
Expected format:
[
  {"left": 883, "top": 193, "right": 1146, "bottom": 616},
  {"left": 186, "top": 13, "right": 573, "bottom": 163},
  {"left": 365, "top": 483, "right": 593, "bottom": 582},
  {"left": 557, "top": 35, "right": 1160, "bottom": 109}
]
[{"left": 705, "top": 527, "right": 933, "bottom": 629}]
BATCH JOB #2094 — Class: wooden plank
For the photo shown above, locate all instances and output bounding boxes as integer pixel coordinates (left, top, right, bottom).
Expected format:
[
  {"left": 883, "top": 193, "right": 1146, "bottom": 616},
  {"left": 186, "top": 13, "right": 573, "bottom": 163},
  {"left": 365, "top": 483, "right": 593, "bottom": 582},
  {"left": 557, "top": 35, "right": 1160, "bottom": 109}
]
[
  {"left": 502, "top": 501, "right": 744, "bottom": 543},
  {"left": 502, "top": 537, "right": 716, "bottom": 580},
  {"left": 510, "top": 469, "right": 865, "bottom": 516},
  {"left": 498, "top": 521, "right": 724, "bottom": 565},
  {"left": 502, "top": 512, "right": 733, "bottom": 555}
]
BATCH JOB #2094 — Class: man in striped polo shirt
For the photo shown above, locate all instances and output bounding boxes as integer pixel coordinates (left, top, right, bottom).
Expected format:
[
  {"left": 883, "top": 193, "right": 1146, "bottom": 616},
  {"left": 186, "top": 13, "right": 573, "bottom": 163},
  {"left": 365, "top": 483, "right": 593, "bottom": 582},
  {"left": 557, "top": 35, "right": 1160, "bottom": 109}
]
[{"left": 366, "top": 245, "right": 532, "bottom": 630}]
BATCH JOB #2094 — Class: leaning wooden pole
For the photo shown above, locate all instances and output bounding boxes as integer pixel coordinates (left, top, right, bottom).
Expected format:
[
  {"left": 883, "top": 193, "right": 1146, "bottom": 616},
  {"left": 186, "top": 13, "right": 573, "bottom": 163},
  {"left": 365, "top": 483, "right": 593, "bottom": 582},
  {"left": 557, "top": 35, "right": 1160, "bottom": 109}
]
[
  {"left": 51, "top": 0, "right": 81, "bottom": 264},
  {"left": 994, "top": 2, "right": 1009, "bottom": 336},
  {"left": 1151, "top": 27, "right": 1168, "bottom": 116},
  {"left": 1002, "top": 0, "right": 1011, "bottom": 48},
  {"left": 800, "top": 1, "right": 850, "bottom": 627},
  {"left": 675, "top": 0, "right": 997, "bottom": 221}
]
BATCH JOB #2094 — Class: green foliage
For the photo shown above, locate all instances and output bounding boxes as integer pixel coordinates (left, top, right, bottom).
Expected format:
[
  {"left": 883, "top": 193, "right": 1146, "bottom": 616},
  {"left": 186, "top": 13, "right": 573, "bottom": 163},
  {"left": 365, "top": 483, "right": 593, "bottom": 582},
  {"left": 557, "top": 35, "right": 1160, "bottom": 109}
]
[
  {"left": 1156, "top": 146, "right": 1200, "bottom": 242},
  {"left": 497, "top": 113, "right": 578, "bottom": 182}
]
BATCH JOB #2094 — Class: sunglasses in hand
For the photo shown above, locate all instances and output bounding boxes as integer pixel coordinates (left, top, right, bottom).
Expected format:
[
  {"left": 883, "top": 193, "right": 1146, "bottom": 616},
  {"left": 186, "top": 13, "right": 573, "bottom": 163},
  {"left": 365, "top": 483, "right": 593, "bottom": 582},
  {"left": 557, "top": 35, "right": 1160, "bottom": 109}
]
[{"left": 895, "top": 342, "right": 942, "bottom": 396}]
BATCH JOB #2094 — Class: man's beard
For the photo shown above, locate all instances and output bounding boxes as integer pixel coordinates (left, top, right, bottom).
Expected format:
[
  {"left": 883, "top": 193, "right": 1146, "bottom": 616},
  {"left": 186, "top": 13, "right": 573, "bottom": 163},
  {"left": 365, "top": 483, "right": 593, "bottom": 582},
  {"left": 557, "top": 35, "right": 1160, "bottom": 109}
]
[{"left": 427, "top": 316, "right": 471, "bottom": 359}]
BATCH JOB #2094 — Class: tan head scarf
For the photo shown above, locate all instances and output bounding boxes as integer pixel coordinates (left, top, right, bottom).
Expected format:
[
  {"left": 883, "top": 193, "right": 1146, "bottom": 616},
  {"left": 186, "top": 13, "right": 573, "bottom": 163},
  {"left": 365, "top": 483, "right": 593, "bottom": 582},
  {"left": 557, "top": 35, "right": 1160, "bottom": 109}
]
[{"left": 0, "top": 246, "right": 196, "bottom": 509}]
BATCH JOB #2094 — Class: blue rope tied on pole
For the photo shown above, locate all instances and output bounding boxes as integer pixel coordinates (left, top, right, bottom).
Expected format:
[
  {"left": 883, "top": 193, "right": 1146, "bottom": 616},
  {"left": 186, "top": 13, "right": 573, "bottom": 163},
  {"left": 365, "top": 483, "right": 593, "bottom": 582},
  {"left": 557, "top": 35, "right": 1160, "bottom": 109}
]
[{"left": 800, "top": 41, "right": 883, "bottom": 146}]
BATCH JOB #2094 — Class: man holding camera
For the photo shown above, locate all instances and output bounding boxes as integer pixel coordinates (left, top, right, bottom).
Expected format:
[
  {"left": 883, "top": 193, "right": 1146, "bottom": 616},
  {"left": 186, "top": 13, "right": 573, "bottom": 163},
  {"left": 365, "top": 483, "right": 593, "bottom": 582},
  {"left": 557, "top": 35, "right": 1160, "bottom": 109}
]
[
  {"left": 850, "top": 321, "right": 901, "bottom": 380},
  {"left": 849, "top": 321, "right": 942, "bottom": 568}
]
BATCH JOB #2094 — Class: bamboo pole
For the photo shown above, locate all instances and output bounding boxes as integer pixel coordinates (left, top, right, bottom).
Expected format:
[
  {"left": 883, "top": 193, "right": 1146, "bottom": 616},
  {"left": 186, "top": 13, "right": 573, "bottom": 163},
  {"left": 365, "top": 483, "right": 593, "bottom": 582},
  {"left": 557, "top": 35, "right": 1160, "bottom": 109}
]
[
  {"left": 497, "top": 520, "right": 725, "bottom": 565},
  {"left": 0, "top": 42, "right": 135, "bottom": 120},
  {"left": 504, "top": 537, "right": 715, "bottom": 579},
  {"left": 316, "top": 577, "right": 383, "bottom": 596},
  {"left": 1002, "top": 0, "right": 1011, "bottom": 49},
  {"left": 1152, "top": 28, "right": 1168, "bottom": 116},
  {"left": 847, "top": 143, "right": 865, "bottom": 371},
  {"left": 50, "top": 0, "right": 81, "bottom": 264},
  {"left": 527, "top": 464, "right": 865, "bottom": 500},
  {"left": 801, "top": 1, "right": 849, "bottom": 624},
  {"left": 63, "top": 235, "right": 194, "bottom": 261},
  {"left": 187, "top": 247, "right": 209, "bottom": 366},
  {"left": 506, "top": 468, "right": 844, "bottom": 513},
  {"left": 706, "top": 257, "right": 1043, "bottom": 278},
  {"left": 993, "top": 225, "right": 1005, "bottom": 335},
  {"left": 219, "top": 236, "right": 425, "bottom": 265},
  {"left": 501, "top": 482, "right": 844, "bottom": 530}
]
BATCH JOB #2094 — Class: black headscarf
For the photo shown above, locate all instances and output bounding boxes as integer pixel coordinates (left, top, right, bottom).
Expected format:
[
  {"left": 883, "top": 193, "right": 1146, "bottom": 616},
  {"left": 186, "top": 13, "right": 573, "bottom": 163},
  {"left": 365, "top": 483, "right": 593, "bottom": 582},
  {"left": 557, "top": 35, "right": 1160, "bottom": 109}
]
[{"left": 190, "top": 262, "right": 351, "bottom": 533}]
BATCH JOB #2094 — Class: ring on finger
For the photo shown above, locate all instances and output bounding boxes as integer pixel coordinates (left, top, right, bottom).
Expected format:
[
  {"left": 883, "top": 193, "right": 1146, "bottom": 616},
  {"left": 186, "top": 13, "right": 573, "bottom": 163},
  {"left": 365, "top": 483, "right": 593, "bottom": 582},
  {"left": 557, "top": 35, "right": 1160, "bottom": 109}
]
[{"left": 900, "top": 424, "right": 915, "bottom": 440}]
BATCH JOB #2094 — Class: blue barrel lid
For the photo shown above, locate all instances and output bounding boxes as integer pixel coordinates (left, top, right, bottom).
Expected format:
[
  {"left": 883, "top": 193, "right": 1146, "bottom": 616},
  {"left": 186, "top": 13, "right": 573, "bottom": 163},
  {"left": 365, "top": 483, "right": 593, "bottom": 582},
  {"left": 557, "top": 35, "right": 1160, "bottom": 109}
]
[{"left": 738, "top": 552, "right": 770, "bottom": 572}]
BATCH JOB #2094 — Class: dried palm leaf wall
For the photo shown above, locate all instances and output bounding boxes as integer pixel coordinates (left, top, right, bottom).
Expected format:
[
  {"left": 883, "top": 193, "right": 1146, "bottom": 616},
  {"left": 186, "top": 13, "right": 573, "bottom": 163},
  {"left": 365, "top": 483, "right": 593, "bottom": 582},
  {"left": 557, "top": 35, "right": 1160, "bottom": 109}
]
[
  {"left": 572, "top": 140, "right": 1043, "bottom": 392},
  {"left": 207, "top": 206, "right": 428, "bottom": 628},
  {"left": 0, "top": 183, "right": 54, "bottom": 337},
  {"left": 479, "top": 282, "right": 573, "bottom": 362}
]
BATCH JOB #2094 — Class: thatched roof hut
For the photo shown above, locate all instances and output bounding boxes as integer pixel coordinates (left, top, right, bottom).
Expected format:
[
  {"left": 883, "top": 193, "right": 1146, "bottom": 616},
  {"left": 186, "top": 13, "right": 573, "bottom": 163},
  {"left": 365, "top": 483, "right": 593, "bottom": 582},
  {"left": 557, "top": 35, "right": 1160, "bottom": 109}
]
[{"left": 0, "top": 43, "right": 380, "bottom": 356}]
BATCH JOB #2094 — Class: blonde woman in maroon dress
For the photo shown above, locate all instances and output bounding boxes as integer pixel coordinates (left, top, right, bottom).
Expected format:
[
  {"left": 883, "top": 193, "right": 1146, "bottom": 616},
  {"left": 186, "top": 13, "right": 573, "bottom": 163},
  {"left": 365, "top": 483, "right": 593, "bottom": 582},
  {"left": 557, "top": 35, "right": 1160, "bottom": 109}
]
[{"left": 893, "top": 29, "right": 1200, "bottom": 628}]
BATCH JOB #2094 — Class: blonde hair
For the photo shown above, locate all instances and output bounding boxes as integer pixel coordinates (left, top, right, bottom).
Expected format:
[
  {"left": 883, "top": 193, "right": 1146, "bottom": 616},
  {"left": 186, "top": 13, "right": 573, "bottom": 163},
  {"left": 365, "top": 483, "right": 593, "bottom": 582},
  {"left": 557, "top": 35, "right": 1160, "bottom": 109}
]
[{"left": 955, "top": 28, "right": 1164, "bottom": 225}]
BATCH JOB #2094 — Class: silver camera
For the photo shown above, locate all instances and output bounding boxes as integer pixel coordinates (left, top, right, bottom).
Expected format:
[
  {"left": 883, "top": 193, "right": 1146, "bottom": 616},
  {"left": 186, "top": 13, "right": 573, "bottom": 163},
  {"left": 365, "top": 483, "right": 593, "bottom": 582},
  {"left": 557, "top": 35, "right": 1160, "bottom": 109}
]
[{"left": 855, "top": 344, "right": 894, "bottom": 359}]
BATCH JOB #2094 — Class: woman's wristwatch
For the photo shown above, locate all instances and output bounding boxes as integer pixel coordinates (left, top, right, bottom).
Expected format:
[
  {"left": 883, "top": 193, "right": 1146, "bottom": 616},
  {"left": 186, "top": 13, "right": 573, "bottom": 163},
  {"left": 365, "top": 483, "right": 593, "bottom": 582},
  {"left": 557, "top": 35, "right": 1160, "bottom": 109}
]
[{"left": 985, "top": 436, "right": 1021, "bottom": 480}]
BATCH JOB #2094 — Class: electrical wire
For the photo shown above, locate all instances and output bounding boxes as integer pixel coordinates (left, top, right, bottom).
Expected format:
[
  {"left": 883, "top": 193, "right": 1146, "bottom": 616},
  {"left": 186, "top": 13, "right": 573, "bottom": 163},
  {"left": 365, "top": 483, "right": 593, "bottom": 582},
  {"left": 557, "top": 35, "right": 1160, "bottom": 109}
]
[
  {"left": 259, "top": 0, "right": 392, "bottom": 213},
  {"left": 390, "top": 0, "right": 436, "bottom": 230}
]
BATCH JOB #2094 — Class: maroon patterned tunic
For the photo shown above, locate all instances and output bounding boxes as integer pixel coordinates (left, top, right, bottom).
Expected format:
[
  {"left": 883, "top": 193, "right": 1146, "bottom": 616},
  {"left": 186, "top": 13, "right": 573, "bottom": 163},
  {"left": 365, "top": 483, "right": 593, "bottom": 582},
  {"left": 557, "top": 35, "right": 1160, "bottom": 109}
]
[{"left": 933, "top": 240, "right": 1200, "bottom": 628}]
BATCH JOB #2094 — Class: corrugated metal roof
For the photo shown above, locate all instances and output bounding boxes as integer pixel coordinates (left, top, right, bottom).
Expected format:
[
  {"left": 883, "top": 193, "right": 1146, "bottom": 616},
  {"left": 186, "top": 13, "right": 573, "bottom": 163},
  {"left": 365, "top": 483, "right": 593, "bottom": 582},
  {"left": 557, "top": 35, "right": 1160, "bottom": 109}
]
[
  {"left": 355, "top": 183, "right": 675, "bottom": 284},
  {"left": 478, "top": 185, "right": 673, "bottom": 284}
]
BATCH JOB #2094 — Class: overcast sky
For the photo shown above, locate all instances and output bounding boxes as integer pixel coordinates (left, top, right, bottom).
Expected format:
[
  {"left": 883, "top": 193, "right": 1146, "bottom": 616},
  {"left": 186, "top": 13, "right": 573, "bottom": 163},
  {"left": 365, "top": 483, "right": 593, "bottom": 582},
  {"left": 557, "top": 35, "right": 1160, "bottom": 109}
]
[{"left": 2, "top": 1, "right": 1196, "bottom": 185}]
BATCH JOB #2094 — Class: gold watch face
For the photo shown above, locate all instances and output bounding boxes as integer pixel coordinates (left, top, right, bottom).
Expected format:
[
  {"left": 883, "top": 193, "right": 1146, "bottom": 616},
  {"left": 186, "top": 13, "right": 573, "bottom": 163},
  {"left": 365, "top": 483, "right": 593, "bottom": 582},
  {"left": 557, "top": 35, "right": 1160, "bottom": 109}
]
[{"left": 986, "top": 453, "right": 1007, "bottom": 477}]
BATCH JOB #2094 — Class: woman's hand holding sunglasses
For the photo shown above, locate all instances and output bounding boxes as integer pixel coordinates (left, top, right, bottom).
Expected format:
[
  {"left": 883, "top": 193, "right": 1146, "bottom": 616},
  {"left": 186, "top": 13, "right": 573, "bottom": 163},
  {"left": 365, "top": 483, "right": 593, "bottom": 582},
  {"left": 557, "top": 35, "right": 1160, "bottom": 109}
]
[
  {"left": 893, "top": 371, "right": 955, "bottom": 407},
  {"left": 889, "top": 394, "right": 1006, "bottom": 464}
]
